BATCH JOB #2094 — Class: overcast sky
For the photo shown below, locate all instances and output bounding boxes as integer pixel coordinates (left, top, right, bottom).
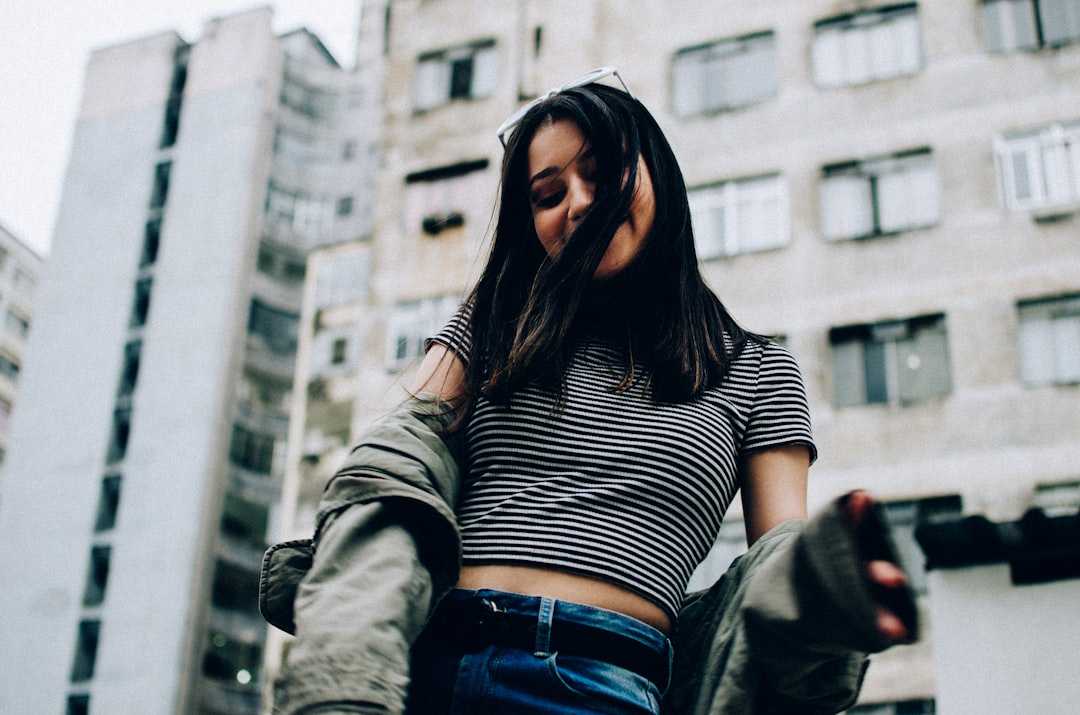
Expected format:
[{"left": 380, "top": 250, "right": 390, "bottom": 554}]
[{"left": 0, "top": 2, "right": 363, "bottom": 257}]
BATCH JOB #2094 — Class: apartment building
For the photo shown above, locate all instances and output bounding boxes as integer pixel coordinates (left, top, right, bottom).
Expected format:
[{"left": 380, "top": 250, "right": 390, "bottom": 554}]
[
  {"left": 0, "top": 222, "right": 43, "bottom": 483},
  {"left": 276, "top": 1, "right": 1080, "bottom": 713},
  {"left": 0, "top": 8, "right": 376, "bottom": 714}
]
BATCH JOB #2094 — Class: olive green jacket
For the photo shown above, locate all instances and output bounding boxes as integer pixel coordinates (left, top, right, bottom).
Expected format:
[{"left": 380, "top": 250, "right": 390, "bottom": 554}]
[{"left": 264, "top": 397, "right": 916, "bottom": 714}]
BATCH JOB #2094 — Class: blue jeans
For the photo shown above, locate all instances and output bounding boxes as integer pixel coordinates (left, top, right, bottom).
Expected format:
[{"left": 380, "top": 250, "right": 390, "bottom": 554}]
[{"left": 405, "top": 588, "right": 671, "bottom": 715}]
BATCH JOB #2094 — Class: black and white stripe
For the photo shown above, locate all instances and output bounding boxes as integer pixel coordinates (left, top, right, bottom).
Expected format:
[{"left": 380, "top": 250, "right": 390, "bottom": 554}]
[{"left": 430, "top": 307, "right": 816, "bottom": 618}]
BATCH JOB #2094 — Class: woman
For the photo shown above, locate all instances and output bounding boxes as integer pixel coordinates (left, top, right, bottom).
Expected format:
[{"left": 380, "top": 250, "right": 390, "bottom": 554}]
[
  {"left": 401, "top": 70, "right": 910, "bottom": 713},
  {"left": 269, "top": 69, "right": 912, "bottom": 715}
]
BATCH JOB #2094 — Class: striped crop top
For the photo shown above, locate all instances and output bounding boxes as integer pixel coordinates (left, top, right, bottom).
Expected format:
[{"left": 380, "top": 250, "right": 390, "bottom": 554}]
[{"left": 429, "top": 306, "right": 816, "bottom": 619}]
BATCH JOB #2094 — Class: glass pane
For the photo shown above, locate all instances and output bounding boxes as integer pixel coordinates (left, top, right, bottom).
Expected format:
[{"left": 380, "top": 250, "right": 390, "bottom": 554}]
[
  {"left": 897, "top": 323, "right": 951, "bottom": 403},
  {"left": 688, "top": 186, "right": 725, "bottom": 259},
  {"left": 1040, "top": 0, "right": 1080, "bottom": 45},
  {"left": 821, "top": 174, "right": 874, "bottom": 240},
  {"left": 843, "top": 28, "right": 873, "bottom": 85},
  {"left": 833, "top": 339, "right": 867, "bottom": 406},
  {"left": 812, "top": 31, "right": 844, "bottom": 87},
  {"left": 727, "top": 39, "right": 776, "bottom": 107},
  {"left": 471, "top": 46, "right": 498, "bottom": 98},
  {"left": 987, "top": 0, "right": 1041, "bottom": 51},
  {"left": 1041, "top": 141, "right": 1072, "bottom": 204},
  {"left": 1010, "top": 148, "right": 1036, "bottom": 203},
  {"left": 1053, "top": 313, "right": 1080, "bottom": 382},
  {"left": 413, "top": 59, "right": 448, "bottom": 111},
  {"left": 1019, "top": 311, "right": 1056, "bottom": 385},
  {"left": 879, "top": 160, "right": 939, "bottom": 232},
  {"left": 673, "top": 53, "right": 706, "bottom": 116},
  {"left": 893, "top": 14, "right": 923, "bottom": 74},
  {"left": 864, "top": 340, "right": 889, "bottom": 404}
]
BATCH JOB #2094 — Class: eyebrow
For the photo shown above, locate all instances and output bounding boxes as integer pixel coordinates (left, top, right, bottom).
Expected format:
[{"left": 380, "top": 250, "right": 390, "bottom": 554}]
[{"left": 527, "top": 147, "right": 596, "bottom": 189}]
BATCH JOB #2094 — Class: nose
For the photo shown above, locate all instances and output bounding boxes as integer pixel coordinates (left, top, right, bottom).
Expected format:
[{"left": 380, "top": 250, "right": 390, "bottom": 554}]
[{"left": 566, "top": 175, "right": 594, "bottom": 224}]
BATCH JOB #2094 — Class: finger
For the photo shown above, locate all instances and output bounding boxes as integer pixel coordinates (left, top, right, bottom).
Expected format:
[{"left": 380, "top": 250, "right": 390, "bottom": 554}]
[
  {"left": 876, "top": 606, "right": 909, "bottom": 642},
  {"left": 842, "top": 490, "right": 874, "bottom": 526},
  {"left": 867, "top": 559, "right": 908, "bottom": 589}
]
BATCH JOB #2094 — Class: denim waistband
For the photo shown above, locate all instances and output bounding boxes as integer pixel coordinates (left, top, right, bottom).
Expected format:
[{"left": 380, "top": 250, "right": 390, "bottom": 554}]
[{"left": 422, "top": 588, "right": 672, "bottom": 690}]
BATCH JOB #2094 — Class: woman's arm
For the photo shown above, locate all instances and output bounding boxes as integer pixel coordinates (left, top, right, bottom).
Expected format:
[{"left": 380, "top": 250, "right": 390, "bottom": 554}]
[
  {"left": 739, "top": 445, "right": 810, "bottom": 546},
  {"left": 411, "top": 343, "right": 468, "bottom": 402}
]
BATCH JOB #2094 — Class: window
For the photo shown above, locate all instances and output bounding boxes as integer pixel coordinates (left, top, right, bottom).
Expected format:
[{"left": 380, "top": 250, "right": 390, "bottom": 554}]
[
  {"left": 70, "top": 620, "right": 101, "bottom": 682},
  {"left": 229, "top": 424, "right": 275, "bottom": 474},
  {"left": 13, "top": 266, "right": 35, "bottom": 295},
  {"left": 983, "top": 0, "right": 1080, "bottom": 51},
  {"left": 94, "top": 475, "right": 122, "bottom": 532},
  {"left": 202, "top": 630, "right": 261, "bottom": 686},
  {"left": 673, "top": 32, "right": 777, "bottom": 117},
  {"left": 812, "top": 4, "right": 922, "bottom": 88},
  {"left": 141, "top": 218, "right": 161, "bottom": 267},
  {"left": 149, "top": 161, "right": 172, "bottom": 210},
  {"left": 130, "top": 277, "right": 152, "bottom": 328},
  {"left": 315, "top": 250, "right": 370, "bottom": 308},
  {"left": 0, "top": 396, "right": 11, "bottom": 431},
  {"left": 5, "top": 310, "right": 28, "bottom": 339},
  {"left": 280, "top": 69, "right": 338, "bottom": 119},
  {"left": 830, "top": 314, "right": 951, "bottom": 407},
  {"left": 82, "top": 546, "right": 111, "bottom": 607},
  {"left": 1018, "top": 294, "right": 1080, "bottom": 386},
  {"left": 336, "top": 196, "right": 354, "bottom": 217},
  {"left": 413, "top": 40, "right": 497, "bottom": 111},
  {"left": 820, "top": 149, "right": 939, "bottom": 241},
  {"left": 331, "top": 337, "right": 348, "bottom": 365},
  {"left": 1034, "top": 481, "right": 1080, "bottom": 516},
  {"left": 0, "top": 352, "right": 19, "bottom": 380},
  {"left": 118, "top": 340, "right": 141, "bottom": 398},
  {"left": 160, "top": 43, "right": 189, "bottom": 148},
  {"left": 210, "top": 559, "right": 260, "bottom": 612},
  {"left": 995, "top": 121, "right": 1080, "bottom": 211},
  {"left": 688, "top": 174, "right": 789, "bottom": 259},
  {"left": 404, "top": 160, "right": 490, "bottom": 237},
  {"left": 882, "top": 496, "right": 961, "bottom": 594},
  {"left": 265, "top": 183, "right": 333, "bottom": 240},
  {"left": 107, "top": 407, "right": 132, "bottom": 463},
  {"left": 247, "top": 299, "right": 299, "bottom": 353},
  {"left": 385, "top": 294, "right": 460, "bottom": 371},
  {"left": 66, "top": 695, "right": 90, "bottom": 715},
  {"left": 220, "top": 493, "right": 269, "bottom": 545}
]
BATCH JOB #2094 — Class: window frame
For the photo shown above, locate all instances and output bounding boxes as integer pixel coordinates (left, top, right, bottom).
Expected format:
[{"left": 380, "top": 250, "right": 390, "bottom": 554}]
[
  {"left": 413, "top": 39, "right": 498, "bottom": 113},
  {"left": 1017, "top": 293, "right": 1080, "bottom": 387},
  {"left": 994, "top": 121, "right": 1080, "bottom": 212},
  {"left": 982, "top": 0, "right": 1080, "bottom": 52},
  {"left": 672, "top": 31, "right": 778, "bottom": 117},
  {"left": 384, "top": 294, "right": 460, "bottom": 372},
  {"left": 688, "top": 173, "right": 790, "bottom": 259},
  {"left": 820, "top": 148, "right": 940, "bottom": 241},
  {"left": 812, "top": 3, "right": 923, "bottom": 89},
  {"left": 830, "top": 314, "right": 952, "bottom": 407}
]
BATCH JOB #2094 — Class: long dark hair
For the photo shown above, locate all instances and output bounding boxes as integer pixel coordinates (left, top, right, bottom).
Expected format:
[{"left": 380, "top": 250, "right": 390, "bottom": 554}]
[{"left": 462, "top": 83, "right": 760, "bottom": 411}]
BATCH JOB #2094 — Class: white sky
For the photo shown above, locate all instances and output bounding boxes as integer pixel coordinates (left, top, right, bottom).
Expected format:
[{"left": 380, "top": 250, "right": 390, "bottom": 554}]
[{"left": 0, "top": 2, "right": 363, "bottom": 257}]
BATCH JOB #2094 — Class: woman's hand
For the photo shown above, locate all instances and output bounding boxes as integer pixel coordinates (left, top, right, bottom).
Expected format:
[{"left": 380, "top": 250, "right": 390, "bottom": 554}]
[{"left": 842, "top": 490, "right": 913, "bottom": 643}]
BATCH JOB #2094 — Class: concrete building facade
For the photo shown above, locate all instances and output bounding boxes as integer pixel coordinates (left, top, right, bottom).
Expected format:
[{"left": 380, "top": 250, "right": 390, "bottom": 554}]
[
  {"left": 0, "top": 222, "right": 43, "bottom": 483},
  {"left": 0, "top": 8, "right": 376, "bottom": 714},
  {"left": 275, "top": 1, "right": 1080, "bottom": 713}
]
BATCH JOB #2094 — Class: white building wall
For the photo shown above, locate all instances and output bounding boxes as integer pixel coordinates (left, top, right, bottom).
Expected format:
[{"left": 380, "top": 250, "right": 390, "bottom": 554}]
[{"left": 928, "top": 566, "right": 1080, "bottom": 715}]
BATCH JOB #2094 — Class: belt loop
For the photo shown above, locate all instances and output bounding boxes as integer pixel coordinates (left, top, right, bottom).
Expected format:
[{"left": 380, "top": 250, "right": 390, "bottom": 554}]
[{"left": 533, "top": 597, "right": 555, "bottom": 657}]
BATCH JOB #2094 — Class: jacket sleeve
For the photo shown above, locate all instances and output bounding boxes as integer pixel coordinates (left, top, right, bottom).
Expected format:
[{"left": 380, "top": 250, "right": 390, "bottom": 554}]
[
  {"left": 272, "top": 396, "right": 463, "bottom": 715},
  {"left": 668, "top": 495, "right": 918, "bottom": 715}
]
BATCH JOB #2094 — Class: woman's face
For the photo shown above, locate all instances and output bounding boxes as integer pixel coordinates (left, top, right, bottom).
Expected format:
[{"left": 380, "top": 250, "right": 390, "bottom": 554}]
[{"left": 526, "top": 119, "right": 655, "bottom": 279}]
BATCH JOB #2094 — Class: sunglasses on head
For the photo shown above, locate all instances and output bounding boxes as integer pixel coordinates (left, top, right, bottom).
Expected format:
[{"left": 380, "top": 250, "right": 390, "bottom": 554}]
[{"left": 496, "top": 67, "right": 634, "bottom": 147}]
